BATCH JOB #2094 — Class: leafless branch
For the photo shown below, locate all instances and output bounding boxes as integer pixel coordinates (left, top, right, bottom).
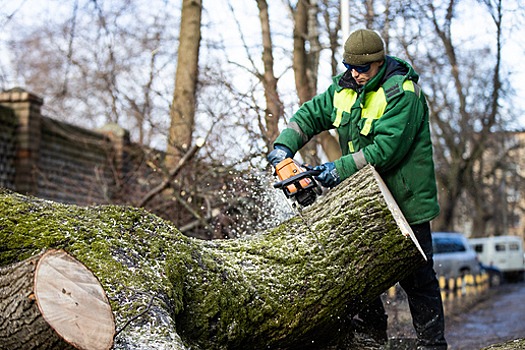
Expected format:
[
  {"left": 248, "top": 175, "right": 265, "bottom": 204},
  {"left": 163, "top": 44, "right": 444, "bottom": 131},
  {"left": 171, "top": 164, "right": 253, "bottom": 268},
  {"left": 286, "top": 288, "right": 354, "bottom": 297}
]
[{"left": 136, "top": 138, "right": 205, "bottom": 208}]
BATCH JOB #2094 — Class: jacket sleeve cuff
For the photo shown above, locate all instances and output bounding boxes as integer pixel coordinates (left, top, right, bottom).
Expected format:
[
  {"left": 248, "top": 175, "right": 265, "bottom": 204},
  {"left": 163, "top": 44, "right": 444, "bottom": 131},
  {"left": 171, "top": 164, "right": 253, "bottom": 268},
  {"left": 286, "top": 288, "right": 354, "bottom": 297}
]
[
  {"left": 274, "top": 128, "right": 304, "bottom": 154},
  {"left": 334, "top": 155, "right": 358, "bottom": 180}
]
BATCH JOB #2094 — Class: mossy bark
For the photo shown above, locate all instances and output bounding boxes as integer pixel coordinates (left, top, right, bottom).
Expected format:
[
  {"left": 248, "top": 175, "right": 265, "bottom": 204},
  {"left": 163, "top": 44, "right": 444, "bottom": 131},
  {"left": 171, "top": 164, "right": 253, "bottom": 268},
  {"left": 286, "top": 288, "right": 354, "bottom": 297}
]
[
  {"left": 0, "top": 165, "right": 425, "bottom": 349},
  {"left": 481, "top": 339, "right": 525, "bottom": 350},
  {"left": 0, "top": 189, "right": 186, "bottom": 349}
]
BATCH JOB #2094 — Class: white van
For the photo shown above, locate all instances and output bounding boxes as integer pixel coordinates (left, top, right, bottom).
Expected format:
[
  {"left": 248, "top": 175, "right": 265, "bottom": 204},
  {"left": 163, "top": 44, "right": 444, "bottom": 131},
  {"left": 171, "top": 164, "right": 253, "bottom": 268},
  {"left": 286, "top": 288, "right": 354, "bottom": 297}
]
[{"left": 469, "top": 236, "right": 525, "bottom": 282}]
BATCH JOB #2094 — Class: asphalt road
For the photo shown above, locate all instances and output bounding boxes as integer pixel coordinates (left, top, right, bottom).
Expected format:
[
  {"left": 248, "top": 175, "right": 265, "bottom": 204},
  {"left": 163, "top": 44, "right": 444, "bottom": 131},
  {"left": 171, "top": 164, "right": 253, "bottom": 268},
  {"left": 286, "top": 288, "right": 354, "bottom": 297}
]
[
  {"left": 385, "top": 281, "right": 525, "bottom": 350},
  {"left": 445, "top": 282, "right": 525, "bottom": 350}
]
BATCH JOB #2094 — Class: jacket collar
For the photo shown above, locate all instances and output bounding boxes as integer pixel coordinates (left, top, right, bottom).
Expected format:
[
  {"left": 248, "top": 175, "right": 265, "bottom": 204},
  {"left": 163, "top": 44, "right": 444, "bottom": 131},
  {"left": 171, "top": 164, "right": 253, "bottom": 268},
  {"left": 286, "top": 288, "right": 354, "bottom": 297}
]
[{"left": 337, "top": 56, "right": 415, "bottom": 92}]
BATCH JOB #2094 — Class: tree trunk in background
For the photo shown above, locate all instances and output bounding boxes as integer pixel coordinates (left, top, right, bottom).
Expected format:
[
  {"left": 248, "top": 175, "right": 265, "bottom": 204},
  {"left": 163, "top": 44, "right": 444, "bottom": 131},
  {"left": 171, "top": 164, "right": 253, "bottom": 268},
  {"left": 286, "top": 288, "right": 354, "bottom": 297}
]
[
  {"left": 319, "top": 130, "right": 342, "bottom": 161},
  {"left": 166, "top": 0, "right": 202, "bottom": 168},
  {"left": 0, "top": 165, "right": 425, "bottom": 349},
  {"left": 292, "top": 0, "right": 319, "bottom": 165},
  {"left": 292, "top": 0, "right": 340, "bottom": 164},
  {"left": 257, "top": 0, "right": 284, "bottom": 149},
  {"left": 0, "top": 250, "right": 114, "bottom": 350},
  {"left": 422, "top": 0, "right": 504, "bottom": 233},
  {"left": 292, "top": 0, "right": 314, "bottom": 106},
  {"left": 319, "top": 0, "right": 343, "bottom": 162}
]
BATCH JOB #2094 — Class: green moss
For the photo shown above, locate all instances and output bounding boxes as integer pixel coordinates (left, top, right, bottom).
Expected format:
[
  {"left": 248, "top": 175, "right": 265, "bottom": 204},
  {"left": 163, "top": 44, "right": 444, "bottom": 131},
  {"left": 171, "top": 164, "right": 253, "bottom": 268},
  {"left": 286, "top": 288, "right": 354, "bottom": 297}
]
[
  {"left": 0, "top": 189, "right": 184, "bottom": 346},
  {"left": 0, "top": 165, "right": 426, "bottom": 350},
  {"left": 482, "top": 339, "right": 525, "bottom": 350}
]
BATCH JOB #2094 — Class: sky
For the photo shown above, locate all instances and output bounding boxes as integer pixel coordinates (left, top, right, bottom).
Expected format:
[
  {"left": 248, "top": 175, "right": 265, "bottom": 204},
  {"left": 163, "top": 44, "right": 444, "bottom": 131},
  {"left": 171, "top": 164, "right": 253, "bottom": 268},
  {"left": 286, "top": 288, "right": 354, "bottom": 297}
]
[{"left": 1, "top": 0, "right": 525, "bottom": 129}]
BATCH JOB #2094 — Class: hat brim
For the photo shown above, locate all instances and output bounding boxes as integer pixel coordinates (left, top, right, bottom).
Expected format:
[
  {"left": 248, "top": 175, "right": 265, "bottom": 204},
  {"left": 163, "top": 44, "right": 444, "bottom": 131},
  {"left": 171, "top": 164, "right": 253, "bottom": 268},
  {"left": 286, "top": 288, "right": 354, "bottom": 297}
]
[{"left": 343, "top": 50, "right": 385, "bottom": 65}]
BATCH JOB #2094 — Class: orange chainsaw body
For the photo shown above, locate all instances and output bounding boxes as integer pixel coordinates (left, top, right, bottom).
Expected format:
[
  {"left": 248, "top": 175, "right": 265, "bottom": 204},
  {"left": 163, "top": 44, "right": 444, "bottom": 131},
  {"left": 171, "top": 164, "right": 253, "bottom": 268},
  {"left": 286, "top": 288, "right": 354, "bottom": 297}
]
[
  {"left": 275, "top": 158, "right": 313, "bottom": 195},
  {"left": 273, "top": 158, "right": 321, "bottom": 206}
]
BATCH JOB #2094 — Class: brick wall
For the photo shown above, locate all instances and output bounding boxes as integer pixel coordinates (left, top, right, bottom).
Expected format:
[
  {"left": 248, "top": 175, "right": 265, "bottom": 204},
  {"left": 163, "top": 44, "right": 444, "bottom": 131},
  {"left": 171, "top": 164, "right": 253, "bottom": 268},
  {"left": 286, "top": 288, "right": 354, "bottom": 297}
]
[
  {"left": 0, "top": 105, "right": 17, "bottom": 190},
  {"left": 0, "top": 88, "right": 129, "bottom": 206},
  {"left": 36, "top": 117, "right": 115, "bottom": 205}
]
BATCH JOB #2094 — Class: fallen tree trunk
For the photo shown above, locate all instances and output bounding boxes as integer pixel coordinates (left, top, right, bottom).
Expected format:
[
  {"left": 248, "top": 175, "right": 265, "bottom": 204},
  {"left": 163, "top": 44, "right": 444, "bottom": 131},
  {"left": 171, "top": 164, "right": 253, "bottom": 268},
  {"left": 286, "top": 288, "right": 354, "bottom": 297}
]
[
  {"left": 168, "top": 165, "right": 426, "bottom": 349},
  {"left": 0, "top": 165, "right": 425, "bottom": 349},
  {"left": 0, "top": 250, "right": 114, "bottom": 349}
]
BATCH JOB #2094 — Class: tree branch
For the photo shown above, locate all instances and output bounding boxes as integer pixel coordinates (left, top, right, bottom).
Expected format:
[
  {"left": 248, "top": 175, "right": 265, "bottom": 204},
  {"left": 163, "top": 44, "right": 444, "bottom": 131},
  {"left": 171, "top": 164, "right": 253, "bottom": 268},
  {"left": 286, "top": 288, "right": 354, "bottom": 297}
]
[{"left": 136, "top": 138, "right": 205, "bottom": 208}]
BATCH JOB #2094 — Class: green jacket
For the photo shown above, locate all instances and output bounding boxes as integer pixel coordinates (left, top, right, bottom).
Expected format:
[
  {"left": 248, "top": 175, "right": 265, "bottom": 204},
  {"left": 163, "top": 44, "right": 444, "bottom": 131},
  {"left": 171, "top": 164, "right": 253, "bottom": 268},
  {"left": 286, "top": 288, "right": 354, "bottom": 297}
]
[{"left": 274, "top": 56, "right": 439, "bottom": 225}]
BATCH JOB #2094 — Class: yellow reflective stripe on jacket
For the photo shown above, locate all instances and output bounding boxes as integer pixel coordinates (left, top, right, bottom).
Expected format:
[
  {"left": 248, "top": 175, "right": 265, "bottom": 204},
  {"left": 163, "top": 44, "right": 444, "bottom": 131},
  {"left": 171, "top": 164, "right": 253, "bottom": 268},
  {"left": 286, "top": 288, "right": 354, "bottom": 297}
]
[
  {"left": 360, "top": 87, "right": 386, "bottom": 135},
  {"left": 403, "top": 80, "right": 414, "bottom": 92},
  {"left": 333, "top": 80, "right": 418, "bottom": 138},
  {"left": 333, "top": 87, "right": 387, "bottom": 136},
  {"left": 403, "top": 80, "right": 422, "bottom": 97},
  {"left": 332, "top": 89, "right": 357, "bottom": 127}
]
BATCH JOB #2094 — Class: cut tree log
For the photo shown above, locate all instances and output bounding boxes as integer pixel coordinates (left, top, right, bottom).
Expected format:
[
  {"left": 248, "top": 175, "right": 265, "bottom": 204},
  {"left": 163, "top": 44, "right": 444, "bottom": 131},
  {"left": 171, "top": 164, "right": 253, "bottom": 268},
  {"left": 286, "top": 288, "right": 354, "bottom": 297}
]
[
  {"left": 167, "top": 164, "right": 426, "bottom": 349},
  {"left": 0, "top": 249, "right": 114, "bottom": 349},
  {"left": 0, "top": 165, "right": 425, "bottom": 349}
]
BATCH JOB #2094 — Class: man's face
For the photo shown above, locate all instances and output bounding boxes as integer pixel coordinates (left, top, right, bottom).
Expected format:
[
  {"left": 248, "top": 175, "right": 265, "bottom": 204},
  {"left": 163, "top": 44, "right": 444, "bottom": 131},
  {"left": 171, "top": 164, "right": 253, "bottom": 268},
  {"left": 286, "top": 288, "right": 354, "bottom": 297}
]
[{"left": 351, "top": 61, "right": 383, "bottom": 86}]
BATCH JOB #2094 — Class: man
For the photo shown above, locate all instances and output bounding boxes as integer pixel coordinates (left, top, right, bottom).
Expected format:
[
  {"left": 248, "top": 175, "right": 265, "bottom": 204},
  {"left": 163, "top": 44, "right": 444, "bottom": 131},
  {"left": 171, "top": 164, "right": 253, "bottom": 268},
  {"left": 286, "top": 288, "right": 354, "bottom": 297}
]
[{"left": 267, "top": 29, "right": 447, "bottom": 350}]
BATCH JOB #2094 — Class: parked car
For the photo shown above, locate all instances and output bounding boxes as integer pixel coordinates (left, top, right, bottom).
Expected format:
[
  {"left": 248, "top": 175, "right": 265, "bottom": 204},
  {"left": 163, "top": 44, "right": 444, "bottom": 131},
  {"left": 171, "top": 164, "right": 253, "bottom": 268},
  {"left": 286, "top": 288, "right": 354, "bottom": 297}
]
[
  {"left": 479, "top": 263, "right": 503, "bottom": 287},
  {"left": 432, "top": 232, "right": 480, "bottom": 279},
  {"left": 470, "top": 236, "right": 525, "bottom": 283}
]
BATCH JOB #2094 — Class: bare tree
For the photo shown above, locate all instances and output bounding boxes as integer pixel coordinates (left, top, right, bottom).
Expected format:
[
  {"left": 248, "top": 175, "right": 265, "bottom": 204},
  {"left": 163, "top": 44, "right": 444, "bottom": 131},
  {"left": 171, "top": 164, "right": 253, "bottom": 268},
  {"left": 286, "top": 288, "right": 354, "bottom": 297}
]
[
  {"left": 256, "top": 0, "right": 284, "bottom": 150},
  {"left": 318, "top": 0, "right": 343, "bottom": 161},
  {"left": 394, "top": 0, "right": 523, "bottom": 234},
  {"left": 5, "top": 0, "right": 180, "bottom": 148},
  {"left": 289, "top": 0, "right": 341, "bottom": 164},
  {"left": 320, "top": 0, "right": 341, "bottom": 77},
  {"left": 166, "top": 0, "right": 202, "bottom": 168},
  {"left": 289, "top": 0, "right": 319, "bottom": 165}
]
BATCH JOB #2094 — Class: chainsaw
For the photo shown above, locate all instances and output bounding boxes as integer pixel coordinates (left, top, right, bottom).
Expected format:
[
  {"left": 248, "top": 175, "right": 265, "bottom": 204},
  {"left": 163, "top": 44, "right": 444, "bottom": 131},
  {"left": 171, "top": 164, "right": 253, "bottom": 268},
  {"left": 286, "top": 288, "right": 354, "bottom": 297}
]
[{"left": 272, "top": 158, "right": 322, "bottom": 207}]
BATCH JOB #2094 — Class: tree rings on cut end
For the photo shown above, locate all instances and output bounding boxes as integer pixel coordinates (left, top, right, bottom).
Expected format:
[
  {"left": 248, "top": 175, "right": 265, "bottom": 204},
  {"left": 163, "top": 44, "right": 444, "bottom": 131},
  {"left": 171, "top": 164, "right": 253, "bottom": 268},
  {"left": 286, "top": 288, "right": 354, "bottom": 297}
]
[{"left": 34, "top": 250, "right": 115, "bottom": 350}]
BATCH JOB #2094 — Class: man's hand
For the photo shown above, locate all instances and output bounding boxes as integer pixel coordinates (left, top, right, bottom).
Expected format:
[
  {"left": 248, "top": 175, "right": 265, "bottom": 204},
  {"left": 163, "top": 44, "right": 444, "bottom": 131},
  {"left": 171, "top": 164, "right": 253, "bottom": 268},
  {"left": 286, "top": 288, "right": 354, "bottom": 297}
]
[
  {"left": 313, "top": 162, "right": 341, "bottom": 188},
  {"left": 267, "top": 145, "right": 294, "bottom": 167}
]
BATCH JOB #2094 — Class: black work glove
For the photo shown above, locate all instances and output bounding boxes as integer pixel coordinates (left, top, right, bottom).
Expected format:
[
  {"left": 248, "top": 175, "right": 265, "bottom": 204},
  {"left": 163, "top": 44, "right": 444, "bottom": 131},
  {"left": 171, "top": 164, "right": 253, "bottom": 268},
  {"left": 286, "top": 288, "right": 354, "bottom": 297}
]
[
  {"left": 267, "top": 145, "right": 294, "bottom": 167},
  {"left": 313, "top": 162, "right": 341, "bottom": 188}
]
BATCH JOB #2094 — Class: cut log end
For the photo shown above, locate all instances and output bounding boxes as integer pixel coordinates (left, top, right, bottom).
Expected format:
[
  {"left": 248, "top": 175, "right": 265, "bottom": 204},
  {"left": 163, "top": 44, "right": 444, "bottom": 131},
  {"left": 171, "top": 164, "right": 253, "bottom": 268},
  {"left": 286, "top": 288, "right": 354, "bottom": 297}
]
[{"left": 34, "top": 250, "right": 115, "bottom": 350}]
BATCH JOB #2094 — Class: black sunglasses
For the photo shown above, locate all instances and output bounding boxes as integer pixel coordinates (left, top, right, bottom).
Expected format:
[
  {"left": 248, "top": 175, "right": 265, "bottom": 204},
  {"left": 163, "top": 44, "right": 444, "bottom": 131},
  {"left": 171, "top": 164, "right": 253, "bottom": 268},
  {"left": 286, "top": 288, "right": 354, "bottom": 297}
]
[{"left": 342, "top": 60, "right": 372, "bottom": 73}]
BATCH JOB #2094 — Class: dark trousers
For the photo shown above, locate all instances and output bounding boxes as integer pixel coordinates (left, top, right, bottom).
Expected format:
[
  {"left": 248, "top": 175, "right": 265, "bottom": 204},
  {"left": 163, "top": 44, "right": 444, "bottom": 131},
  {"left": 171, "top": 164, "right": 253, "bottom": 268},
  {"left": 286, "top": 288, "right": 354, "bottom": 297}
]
[{"left": 358, "top": 222, "right": 447, "bottom": 348}]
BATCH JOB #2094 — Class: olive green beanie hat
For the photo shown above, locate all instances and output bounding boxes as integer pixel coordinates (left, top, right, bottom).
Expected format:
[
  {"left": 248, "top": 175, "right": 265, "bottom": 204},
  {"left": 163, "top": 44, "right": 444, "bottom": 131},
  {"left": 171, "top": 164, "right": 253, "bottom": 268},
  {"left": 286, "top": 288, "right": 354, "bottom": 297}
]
[{"left": 343, "top": 29, "right": 385, "bottom": 65}]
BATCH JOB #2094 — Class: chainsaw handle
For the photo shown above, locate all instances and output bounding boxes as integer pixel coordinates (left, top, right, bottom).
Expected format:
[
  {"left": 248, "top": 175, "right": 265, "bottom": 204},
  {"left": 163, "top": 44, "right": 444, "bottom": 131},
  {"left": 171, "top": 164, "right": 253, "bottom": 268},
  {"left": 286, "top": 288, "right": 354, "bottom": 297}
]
[
  {"left": 273, "top": 169, "right": 321, "bottom": 189},
  {"left": 305, "top": 168, "right": 322, "bottom": 176},
  {"left": 301, "top": 163, "right": 316, "bottom": 172},
  {"left": 302, "top": 164, "right": 324, "bottom": 177}
]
